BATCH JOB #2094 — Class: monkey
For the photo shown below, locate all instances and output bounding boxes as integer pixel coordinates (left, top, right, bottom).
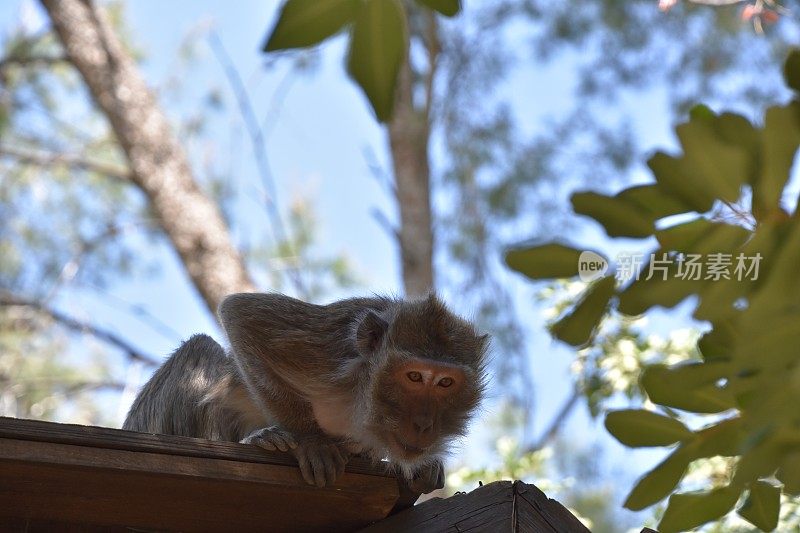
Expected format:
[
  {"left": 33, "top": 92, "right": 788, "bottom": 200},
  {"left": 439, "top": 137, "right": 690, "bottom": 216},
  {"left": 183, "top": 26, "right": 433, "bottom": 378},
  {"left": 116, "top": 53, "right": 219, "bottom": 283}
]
[{"left": 123, "top": 292, "right": 489, "bottom": 493}]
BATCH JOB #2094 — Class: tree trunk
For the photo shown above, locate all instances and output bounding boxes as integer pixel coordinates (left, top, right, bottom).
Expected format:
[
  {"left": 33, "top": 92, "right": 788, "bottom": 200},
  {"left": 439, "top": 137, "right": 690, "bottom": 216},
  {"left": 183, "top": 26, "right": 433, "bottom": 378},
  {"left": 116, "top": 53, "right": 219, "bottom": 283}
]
[
  {"left": 388, "top": 55, "right": 434, "bottom": 298},
  {"left": 39, "top": 0, "right": 256, "bottom": 315}
]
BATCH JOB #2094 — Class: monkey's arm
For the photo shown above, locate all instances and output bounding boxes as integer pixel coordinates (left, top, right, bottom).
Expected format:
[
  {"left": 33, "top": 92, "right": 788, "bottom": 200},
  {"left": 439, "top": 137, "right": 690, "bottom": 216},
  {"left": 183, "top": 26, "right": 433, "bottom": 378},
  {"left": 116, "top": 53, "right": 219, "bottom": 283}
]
[
  {"left": 218, "top": 293, "right": 342, "bottom": 394},
  {"left": 219, "top": 293, "right": 353, "bottom": 486}
]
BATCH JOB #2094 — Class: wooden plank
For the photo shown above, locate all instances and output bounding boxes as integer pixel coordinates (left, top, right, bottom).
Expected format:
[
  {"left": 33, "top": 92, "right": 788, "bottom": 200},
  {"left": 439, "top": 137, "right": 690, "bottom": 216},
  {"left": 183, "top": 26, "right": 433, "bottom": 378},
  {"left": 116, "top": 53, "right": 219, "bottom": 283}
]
[
  {"left": 0, "top": 417, "right": 404, "bottom": 531},
  {"left": 0, "top": 416, "right": 387, "bottom": 476}
]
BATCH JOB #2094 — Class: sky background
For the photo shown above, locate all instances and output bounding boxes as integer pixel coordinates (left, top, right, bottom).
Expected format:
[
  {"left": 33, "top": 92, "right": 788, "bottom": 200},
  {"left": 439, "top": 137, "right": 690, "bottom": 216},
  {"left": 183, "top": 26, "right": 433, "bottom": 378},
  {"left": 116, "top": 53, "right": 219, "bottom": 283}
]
[{"left": 0, "top": 0, "right": 744, "bottom": 524}]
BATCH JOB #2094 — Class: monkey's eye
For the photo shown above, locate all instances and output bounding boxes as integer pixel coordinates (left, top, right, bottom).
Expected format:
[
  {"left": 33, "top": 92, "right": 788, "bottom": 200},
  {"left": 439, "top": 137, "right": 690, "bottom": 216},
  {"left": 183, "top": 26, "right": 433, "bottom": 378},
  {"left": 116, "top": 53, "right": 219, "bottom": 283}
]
[
  {"left": 407, "top": 371, "right": 423, "bottom": 383},
  {"left": 438, "top": 377, "right": 454, "bottom": 388}
]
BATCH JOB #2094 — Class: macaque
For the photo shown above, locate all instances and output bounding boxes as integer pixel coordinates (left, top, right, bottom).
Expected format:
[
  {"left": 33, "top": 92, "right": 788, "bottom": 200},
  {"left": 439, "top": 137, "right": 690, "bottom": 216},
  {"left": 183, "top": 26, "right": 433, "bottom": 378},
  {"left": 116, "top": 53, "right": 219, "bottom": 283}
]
[{"left": 123, "top": 293, "right": 489, "bottom": 492}]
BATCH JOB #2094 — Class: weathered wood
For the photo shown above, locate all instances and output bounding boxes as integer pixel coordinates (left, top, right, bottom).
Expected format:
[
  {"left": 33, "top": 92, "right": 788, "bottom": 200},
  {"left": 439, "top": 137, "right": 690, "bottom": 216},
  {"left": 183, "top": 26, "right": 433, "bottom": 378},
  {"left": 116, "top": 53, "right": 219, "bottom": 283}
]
[
  {"left": 0, "top": 417, "right": 405, "bottom": 532},
  {"left": 0, "top": 416, "right": 385, "bottom": 475},
  {"left": 358, "top": 480, "right": 592, "bottom": 532},
  {"left": 514, "top": 481, "right": 591, "bottom": 533}
]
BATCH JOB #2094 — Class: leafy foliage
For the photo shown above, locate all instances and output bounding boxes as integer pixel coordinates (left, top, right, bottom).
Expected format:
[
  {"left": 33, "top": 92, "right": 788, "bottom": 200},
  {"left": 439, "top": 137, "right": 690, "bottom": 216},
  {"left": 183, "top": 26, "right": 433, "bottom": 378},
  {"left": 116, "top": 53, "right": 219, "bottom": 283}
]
[
  {"left": 263, "top": 0, "right": 461, "bottom": 121},
  {"left": 506, "top": 50, "right": 800, "bottom": 531}
]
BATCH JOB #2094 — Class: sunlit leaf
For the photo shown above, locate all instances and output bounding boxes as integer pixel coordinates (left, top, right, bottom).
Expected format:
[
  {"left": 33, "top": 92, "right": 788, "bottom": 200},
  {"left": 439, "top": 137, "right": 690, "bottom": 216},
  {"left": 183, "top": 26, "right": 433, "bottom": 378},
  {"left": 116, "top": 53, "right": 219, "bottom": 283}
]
[
  {"left": 690, "top": 417, "right": 744, "bottom": 458},
  {"left": 615, "top": 184, "right": 692, "bottom": 221},
  {"left": 737, "top": 481, "right": 780, "bottom": 532},
  {"left": 347, "top": 0, "right": 407, "bottom": 122},
  {"left": 641, "top": 363, "right": 736, "bottom": 413},
  {"left": 263, "top": 0, "right": 359, "bottom": 51},
  {"left": 617, "top": 254, "right": 705, "bottom": 315},
  {"left": 624, "top": 447, "right": 692, "bottom": 510},
  {"left": 605, "top": 409, "right": 691, "bottom": 448},
  {"left": 551, "top": 276, "right": 616, "bottom": 346},
  {"left": 733, "top": 439, "right": 781, "bottom": 486},
  {"left": 658, "top": 486, "right": 741, "bottom": 533},
  {"left": 648, "top": 152, "right": 715, "bottom": 213},
  {"left": 656, "top": 219, "right": 750, "bottom": 255},
  {"left": 505, "top": 243, "right": 595, "bottom": 279},
  {"left": 675, "top": 116, "right": 749, "bottom": 203},
  {"left": 747, "top": 219, "right": 800, "bottom": 320},
  {"left": 753, "top": 103, "right": 800, "bottom": 219},
  {"left": 714, "top": 113, "right": 760, "bottom": 178},
  {"left": 414, "top": 0, "right": 461, "bottom": 17},
  {"left": 570, "top": 191, "right": 654, "bottom": 238},
  {"left": 783, "top": 48, "right": 800, "bottom": 93},
  {"left": 697, "top": 321, "right": 737, "bottom": 362},
  {"left": 689, "top": 103, "right": 715, "bottom": 121},
  {"left": 777, "top": 452, "right": 800, "bottom": 495}
]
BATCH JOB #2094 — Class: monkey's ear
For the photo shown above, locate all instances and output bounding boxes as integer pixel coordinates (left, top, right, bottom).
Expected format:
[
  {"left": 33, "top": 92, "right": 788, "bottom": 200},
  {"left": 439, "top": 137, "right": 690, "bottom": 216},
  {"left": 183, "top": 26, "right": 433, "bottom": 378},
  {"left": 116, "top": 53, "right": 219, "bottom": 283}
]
[{"left": 356, "top": 311, "right": 389, "bottom": 355}]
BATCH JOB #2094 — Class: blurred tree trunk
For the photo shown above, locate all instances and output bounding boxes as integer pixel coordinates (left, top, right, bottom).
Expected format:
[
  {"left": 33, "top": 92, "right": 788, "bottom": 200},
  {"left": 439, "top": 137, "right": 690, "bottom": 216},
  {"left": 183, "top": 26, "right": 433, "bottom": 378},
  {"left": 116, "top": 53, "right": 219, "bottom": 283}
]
[
  {"left": 39, "top": 0, "right": 255, "bottom": 315},
  {"left": 388, "top": 10, "right": 436, "bottom": 298}
]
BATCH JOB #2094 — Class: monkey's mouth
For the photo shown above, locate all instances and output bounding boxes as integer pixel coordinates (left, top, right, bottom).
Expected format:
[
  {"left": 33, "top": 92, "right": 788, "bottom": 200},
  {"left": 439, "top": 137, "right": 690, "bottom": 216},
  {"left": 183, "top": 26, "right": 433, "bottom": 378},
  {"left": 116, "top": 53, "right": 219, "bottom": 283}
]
[{"left": 393, "top": 436, "right": 426, "bottom": 458}]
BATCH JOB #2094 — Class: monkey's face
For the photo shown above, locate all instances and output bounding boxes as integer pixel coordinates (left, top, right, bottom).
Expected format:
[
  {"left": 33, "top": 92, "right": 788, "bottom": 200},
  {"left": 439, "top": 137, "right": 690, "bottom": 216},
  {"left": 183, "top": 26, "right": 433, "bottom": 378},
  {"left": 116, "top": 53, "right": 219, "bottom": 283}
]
[{"left": 369, "top": 355, "right": 482, "bottom": 465}]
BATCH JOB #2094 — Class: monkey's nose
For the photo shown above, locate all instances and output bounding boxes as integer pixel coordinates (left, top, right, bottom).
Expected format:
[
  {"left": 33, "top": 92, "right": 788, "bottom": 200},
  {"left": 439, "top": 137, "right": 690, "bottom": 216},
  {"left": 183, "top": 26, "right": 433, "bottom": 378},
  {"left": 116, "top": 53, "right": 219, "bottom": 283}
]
[{"left": 412, "top": 417, "right": 433, "bottom": 434}]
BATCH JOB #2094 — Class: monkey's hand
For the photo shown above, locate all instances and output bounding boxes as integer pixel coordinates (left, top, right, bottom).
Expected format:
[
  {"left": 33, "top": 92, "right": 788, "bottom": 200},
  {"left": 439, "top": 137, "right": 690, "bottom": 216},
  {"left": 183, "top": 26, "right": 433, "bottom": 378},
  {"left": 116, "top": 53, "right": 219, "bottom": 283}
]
[
  {"left": 292, "top": 436, "right": 350, "bottom": 488},
  {"left": 240, "top": 426, "right": 297, "bottom": 452},
  {"left": 409, "top": 459, "right": 445, "bottom": 494}
]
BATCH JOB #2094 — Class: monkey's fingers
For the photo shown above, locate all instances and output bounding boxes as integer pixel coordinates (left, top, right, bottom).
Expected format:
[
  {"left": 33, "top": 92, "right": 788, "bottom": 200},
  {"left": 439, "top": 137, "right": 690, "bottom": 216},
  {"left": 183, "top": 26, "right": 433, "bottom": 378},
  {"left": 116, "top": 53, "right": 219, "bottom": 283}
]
[
  {"left": 294, "top": 443, "right": 346, "bottom": 488},
  {"left": 240, "top": 427, "right": 297, "bottom": 452},
  {"left": 294, "top": 446, "right": 321, "bottom": 487},
  {"left": 410, "top": 459, "right": 445, "bottom": 494}
]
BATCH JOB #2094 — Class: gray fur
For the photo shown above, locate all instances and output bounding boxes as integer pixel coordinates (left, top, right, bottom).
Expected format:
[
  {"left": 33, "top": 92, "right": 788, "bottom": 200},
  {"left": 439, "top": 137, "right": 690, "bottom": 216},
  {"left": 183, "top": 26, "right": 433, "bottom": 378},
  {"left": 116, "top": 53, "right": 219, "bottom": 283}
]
[{"left": 123, "top": 334, "right": 265, "bottom": 441}]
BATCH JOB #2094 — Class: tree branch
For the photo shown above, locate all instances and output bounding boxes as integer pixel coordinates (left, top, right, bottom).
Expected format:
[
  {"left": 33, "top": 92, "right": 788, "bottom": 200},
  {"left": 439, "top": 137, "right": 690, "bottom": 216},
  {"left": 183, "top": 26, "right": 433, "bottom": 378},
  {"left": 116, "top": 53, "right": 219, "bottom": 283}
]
[
  {"left": 0, "top": 144, "right": 131, "bottom": 181},
  {"left": 207, "top": 30, "right": 309, "bottom": 298},
  {"left": 0, "top": 291, "right": 160, "bottom": 367},
  {"left": 39, "top": 0, "right": 256, "bottom": 315},
  {"left": 0, "top": 54, "right": 68, "bottom": 73},
  {"left": 524, "top": 386, "right": 582, "bottom": 454}
]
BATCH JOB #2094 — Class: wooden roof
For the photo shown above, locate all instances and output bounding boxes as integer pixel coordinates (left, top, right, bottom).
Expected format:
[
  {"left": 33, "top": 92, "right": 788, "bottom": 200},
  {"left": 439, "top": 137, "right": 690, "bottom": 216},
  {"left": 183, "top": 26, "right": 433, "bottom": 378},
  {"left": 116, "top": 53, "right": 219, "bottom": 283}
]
[
  {"left": 0, "top": 416, "right": 414, "bottom": 532},
  {"left": 358, "top": 479, "right": 593, "bottom": 532}
]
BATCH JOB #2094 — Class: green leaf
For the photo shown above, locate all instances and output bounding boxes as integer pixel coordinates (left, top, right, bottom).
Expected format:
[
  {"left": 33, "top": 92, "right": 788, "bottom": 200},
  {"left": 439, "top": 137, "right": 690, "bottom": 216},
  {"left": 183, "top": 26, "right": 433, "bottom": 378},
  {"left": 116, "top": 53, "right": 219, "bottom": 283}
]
[
  {"left": 414, "top": 0, "right": 461, "bottom": 17},
  {"left": 675, "top": 116, "right": 749, "bottom": 203},
  {"left": 263, "top": 0, "right": 360, "bottom": 51},
  {"left": 615, "top": 184, "right": 692, "bottom": 221},
  {"left": 347, "top": 0, "right": 407, "bottom": 122},
  {"left": 656, "top": 219, "right": 750, "bottom": 255},
  {"left": 747, "top": 218, "right": 800, "bottom": 318},
  {"left": 658, "top": 486, "right": 741, "bottom": 533},
  {"left": 694, "top": 225, "right": 772, "bottom": 322},
  {"left": 571, "top": 191, "right": 655, "bottom": 238},
  {"left": 777, "top": 452, "right": 800, "bottom": 495},
  {"left": 505, "top": 243, "right": 595, "bottom": 280},
  {"left": 689, "top": 103, "right": 716, "bottom": 122},
  {"left": 624, "top": 447, "right": 692, "bottom": 511},
  {"left": 641, "top": 364, "right": 736, "bottom": 414},
  {"left": 648, "top": 152, "right": 715, "bottom": 213},
  {"left": 605, "top": 409, "right": 691, "bottom": 448},
  {"left": 551, "top": 276, "right": 616, "bottom": 346},
  {"left": 617, "top": 254, "right": 705, "bottom": 315},
  {"left": 698, "top": 321, "right": 737, "bottom": 362},
  {"left": 714, "top": 113, "right": 760, "bottom": 178},
  {"left": 691, "top": 417, "right": 745, "bottom": 458},
  {"left": 738, "top": 481, "right": 780, "bottom": 532},
  {"left": 733, "top": 440, "right": 781, "bottom": 486},
  {"left": 754, "top": 103, "right": 800, "bottom": 218},
  {"left": 784, "top": 49, "right": 800, "bottom": 93}
]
